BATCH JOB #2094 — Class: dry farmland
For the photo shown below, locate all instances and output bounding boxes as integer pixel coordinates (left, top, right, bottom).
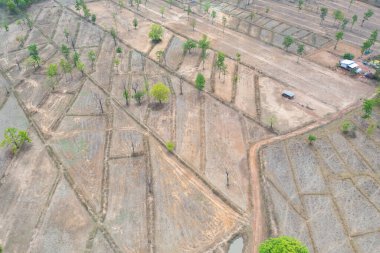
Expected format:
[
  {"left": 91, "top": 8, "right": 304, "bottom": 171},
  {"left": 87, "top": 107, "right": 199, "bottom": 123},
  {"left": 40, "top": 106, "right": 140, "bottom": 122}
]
[{"left": 0, "top": 0, "right": 379, "bottom": 252}]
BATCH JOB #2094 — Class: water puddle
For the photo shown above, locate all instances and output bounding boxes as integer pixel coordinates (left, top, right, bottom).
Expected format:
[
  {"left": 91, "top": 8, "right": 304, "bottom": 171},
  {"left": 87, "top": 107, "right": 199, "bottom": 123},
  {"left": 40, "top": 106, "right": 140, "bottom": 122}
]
[{"left": 228, "top": 236, "right": 244, "bottom": 253}]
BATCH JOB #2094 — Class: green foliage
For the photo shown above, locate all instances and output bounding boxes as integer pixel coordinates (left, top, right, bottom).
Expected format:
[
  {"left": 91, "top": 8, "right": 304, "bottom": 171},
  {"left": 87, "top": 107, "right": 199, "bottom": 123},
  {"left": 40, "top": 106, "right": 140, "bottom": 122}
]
[
  {"left": 28, "top": 43, "right": 40, "bottom": 67},
  {"left": 343, "top": 53, "right": 354, "bottom": 60},
  {"left": 369, "top": 30, "right": 378, "bottom": 46},
  {"left": 203, "top": 1, "right": 210, "bottom": 13},
  {"left": 110, "top": 27, "right": 117, "bottom": 45},
  {"left": 91, "top": 14, "right": 96, "bottom": 23},
  {"left": 76, "top": 61, "right": 85, "bottom": 74},
  {"left": 4, "top": 0, "right": 37, "bottom": 14},
  {"left": 73, "top": 52, "right": 80, "bottom": 67},
  {"left": 320, "top": 7, "right": 328, "bottom": 23},
  {"left": 341, "top": 120, "right": 356, "bottom": 137},
  {"left": 296, "top": 44, "right": 305, "bottom": 62},
  {"left": 150, "top": 82, "right": 170, "bottom": 103},
  {"left": 47, "top": 63, "right": 58, "bottom": 79},
  {"left": 361, "top": 39, "right": 372, "bottom": 55},
  {"left": 123, "top": 89, "right": 130, "bottom": 105},
  {"left": 0, "top": 128, "right": 31, "bottom": 154},
  {"left": 334, "top": 31, "right": 344, "bottom": 49},
  {"left": 133, "top": 90, "right": 145, "bottom": 105},
  {"left": 60, "top": 58, "right": 72, "bottom": 75},
  {"left": 133, "top": 17, "right": 138, "bottom": 29},
  {"left": 61, "top": 44, "right": 70, "bottom": 60},
  {"left": 88, "top": 50, "right": 96, "bottom": 67},
  {"left": 362, "top": 99, "right": 374, "bottom": 118},
  {"left": 183, "top": 39, "right": 197, "bottom": 54},
  {"left": 351, "top": 14, "right": 358, "bottom": 28},
  {"left": 333, "top": 9, "right": 345, "bottom": 24},
  {"left": 298, "top": 0, "right": 304, "bottom": 11},
  {"left": 361, "top": 9, "right": 374, "bottom": 26},
  {"left": 259, "top": 236, "right": 309, "bottom": 253},
  {"left": 216, "top": 51, "right": 226, "bottom": 78},
  {"left": 195, "top": 73, "right": 205, "bottom": 92},
  {"left": 198, "top": 35, "right": 210, "bottom": 68},
  {"left": 149, "top": 24, "right": 164, "bottom": 43},
  {"left": 116, "top": 47, "right": 122, "bottom": 54},
  {"left": 210, "top": 10, "right": 216, "bottom": 23},
  {"left": 160, "top": 6, "right": 165, "bottom": 17},
  {"left": 308, "top": 134, "right": 317, "bottom": 144},
  {"left": 282, "top": 35, "right": 294, "bottom": 51},
  {"left": 165, "top": 141, "right": 175, "bottom": 152}
]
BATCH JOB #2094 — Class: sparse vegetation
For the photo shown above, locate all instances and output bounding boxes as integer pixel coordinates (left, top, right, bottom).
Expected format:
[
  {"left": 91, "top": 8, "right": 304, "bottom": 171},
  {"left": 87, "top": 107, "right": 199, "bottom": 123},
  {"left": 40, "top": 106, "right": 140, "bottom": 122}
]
[
  {"left": 166, "top": 141, "right": 175, "bottom": 152},
  {"left": 1, "top": 128, "right": 31, "bottom": 154}
]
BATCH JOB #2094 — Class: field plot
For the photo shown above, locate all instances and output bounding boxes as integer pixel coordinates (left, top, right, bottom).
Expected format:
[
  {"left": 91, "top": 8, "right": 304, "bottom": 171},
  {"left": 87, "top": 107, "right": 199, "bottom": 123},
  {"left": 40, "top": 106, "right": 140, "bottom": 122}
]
[
  {"left": 1, "top": 0, "right": 379, "bottom": 252},
  {"left": 261, "top": 108, "right": 380, "bottom": 253}
]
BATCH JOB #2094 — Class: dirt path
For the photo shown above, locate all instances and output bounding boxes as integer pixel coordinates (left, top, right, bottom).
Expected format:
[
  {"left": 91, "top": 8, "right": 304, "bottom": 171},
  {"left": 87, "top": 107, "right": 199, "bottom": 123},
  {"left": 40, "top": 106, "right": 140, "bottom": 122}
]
[{"left": 249, "top": 100, "right": 366, "bottom": 253}]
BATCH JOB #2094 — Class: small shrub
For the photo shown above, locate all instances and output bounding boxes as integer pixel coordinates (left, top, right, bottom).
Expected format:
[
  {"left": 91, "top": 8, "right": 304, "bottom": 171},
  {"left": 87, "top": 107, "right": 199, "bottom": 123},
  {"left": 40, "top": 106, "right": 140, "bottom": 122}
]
[
  {"left": 166, "top": 141, "right": 175, "bottom": 152},
  {"left": 341, "top": 120, "right": 356, "bottom": 138},
  {"left": 343, "top": 53, "right": 354, "bottom": 60},
  {"left": 308, "top": 134, "right": 317, "bottom": 144}
]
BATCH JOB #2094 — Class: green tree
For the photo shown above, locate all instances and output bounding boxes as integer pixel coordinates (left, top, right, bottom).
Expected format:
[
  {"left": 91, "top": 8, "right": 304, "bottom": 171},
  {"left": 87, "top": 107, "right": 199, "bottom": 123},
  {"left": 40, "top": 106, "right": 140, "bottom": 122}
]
[
  {"left": 76, "top": 61, "right": 85, "bottom": 76},
  {"left": 198, "top": 35, "right": 210, "bottom": 69},
  {"left": 203, "top": 1, "right": 211, "bottom": 13},
  {"left": 116, "top": 47, "right": 122, "bottom": 54},
  {"left": 361, "top": 9, "right": 374, "bottom": 27},
  {"left": 341, "top": 18, "right": 349, "bottom": 30},
  {"left": 28, "top": 43, "right": 40, "bottom": 68},
  {"left": 156, "top": 50, "right": 165, "bottom": 63},
  {"left": 123, "top": 88, "right": 130, "bottom": 105},
  {"left": 259, "top": 236, "right": 309, "bottom": 253},
  {"left": 369, "top": 30, "right": 378, "bottom": 46},
  {"left": 183, "top": 39, "right": 197, "bottom": 54},
  {"left": 298, "top": 0, "right": 304, "bottom": 11},
  {"left": 216, "top": 51, "right": 226, "bottom": 79},
  {"left": 150, "top": 82, "right": 170, "bottom": 104},
  {"left": 186, "top": 5, "right": 192, "bottom": 20},
  {"left": 47, "top": 63, "right": 58, "bottom": 88},
  {"left": 296, "top": 44, "right": 305, "bottom": 63},
  {"left": 320, "top": 7, "right": 328, "bottom": 24},
  {"left": 133, "top": 17, "right": 138, "bottom": 29},
  {"left": 134, "top": 90, "right": 145, "bottom": 105},
  {"left": 362, "top": 99, "right": 374, "bottom": 118},
  {"left": 60, "top": 58, "right": 73, "bottom": 81},
  {"left": 211, "top": 10, "right": 216, "bottom": 24},
  {"left": 308, "top": 134, "right": 317, "bottom": 145},
  {"left": 64, "top": 29, "right": 70, "bottom": 42},
  {"left": 351, "top": 14, "right": 358, "bottom": 29},
  {"left": 91, "top": 14, "right": 96, "bottom": 23},
  {"left": 160, "top": 6, "right": 165, "bottom": 18},
  {"left": 88, "top": 50, "right": 96, "bottom": 69},
  {"left": 282, "top": 35, "right": 294, "bottom": 51},
  {"left": 61, "top": 44, "right": 70, "bottom": 60},
  {"left": 190, "top": 18, "right": 196, "bottom": 31},
  {"left": 195, "top": 73, "right": 205, "bottom": 93},
  {"left": 361, "top": 39, "right": 372, "bottom": 56},
  {"left": 73, "top": 52, "right": 80, "bottom": 67},
  {"left": 0, "top": 128, "right": 31, "bottom": 154},
  {"left": 110, "top": 27, "right": 117, "bottom": 45},
  {"left": 222, "top": 16, "right": 227, "bottom": 32},
  {"left": 334, "top": 31, "right": 344, "bottom": 50},
  {"left": 149, "top": 24, "right": 164, "bottom": 43},
  {"left": 333, "top": 9, "right": 344, "bottom": 26},
  {"left": 236, "top": 53, "right": 241, "bottom": 63}
]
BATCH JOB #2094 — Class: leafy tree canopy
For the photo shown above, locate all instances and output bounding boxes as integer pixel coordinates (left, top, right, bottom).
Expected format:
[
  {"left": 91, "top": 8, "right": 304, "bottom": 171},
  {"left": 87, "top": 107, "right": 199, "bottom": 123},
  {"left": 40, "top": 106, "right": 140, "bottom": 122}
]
[{"left": 259, "top": 236, "right": 309, "bottom": 253}]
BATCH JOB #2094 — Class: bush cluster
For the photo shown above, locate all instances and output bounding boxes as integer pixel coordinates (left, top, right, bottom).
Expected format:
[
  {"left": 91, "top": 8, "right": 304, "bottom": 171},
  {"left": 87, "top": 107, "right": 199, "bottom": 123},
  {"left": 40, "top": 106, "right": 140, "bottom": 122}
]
[{"left": 1, "top": 0, "right": 37, "bottom": 14}]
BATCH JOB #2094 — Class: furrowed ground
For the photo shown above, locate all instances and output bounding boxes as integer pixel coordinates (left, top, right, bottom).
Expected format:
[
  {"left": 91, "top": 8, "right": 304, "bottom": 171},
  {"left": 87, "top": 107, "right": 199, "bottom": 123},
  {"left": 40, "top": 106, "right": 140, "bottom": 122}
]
[{"left": 0, "top": 0, "right": 379, "bottom": 252}]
